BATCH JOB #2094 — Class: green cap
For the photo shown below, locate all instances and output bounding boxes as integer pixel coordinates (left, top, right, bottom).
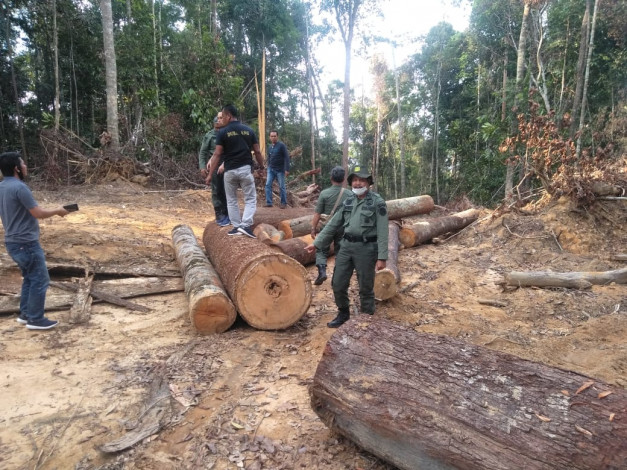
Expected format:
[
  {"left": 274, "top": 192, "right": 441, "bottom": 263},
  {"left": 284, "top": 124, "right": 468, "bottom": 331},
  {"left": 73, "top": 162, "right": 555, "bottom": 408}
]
[{"left": 347, "top": 164, "right": 373, "bottom": 185}]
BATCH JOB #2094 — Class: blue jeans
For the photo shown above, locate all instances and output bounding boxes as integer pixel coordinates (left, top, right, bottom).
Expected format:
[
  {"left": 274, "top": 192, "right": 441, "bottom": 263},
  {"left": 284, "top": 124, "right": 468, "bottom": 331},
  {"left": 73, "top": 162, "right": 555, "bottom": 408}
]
[
  {"left": 224, "top": 165, "right": 257, "bottom": 228},
  {"left": 265, "top": 167, "right": 287, "bottom": 205},
  {"left": 6, "top": 241, "right": 50, "bottom": 323}
]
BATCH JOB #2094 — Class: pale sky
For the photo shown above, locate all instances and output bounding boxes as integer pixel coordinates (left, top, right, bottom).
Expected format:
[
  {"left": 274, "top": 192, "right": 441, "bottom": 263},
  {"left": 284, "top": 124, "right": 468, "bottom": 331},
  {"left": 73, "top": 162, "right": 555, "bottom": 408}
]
[{"left": 315, "top": 0, "right": 471, "bottom": 98}]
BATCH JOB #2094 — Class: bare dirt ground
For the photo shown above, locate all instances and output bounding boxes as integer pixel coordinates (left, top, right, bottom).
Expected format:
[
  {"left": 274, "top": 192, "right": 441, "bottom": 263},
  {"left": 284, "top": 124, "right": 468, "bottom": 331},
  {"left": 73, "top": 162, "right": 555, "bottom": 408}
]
[{"left": 0, "top": 179, "right": 625, "bottom": 470}]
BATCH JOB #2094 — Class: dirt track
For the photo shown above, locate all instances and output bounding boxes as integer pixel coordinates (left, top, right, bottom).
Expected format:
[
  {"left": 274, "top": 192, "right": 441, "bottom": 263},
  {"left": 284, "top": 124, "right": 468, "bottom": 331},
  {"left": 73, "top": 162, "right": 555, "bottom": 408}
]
[{"left": 0, "top": 180, "right": 625, "bottom": 469}]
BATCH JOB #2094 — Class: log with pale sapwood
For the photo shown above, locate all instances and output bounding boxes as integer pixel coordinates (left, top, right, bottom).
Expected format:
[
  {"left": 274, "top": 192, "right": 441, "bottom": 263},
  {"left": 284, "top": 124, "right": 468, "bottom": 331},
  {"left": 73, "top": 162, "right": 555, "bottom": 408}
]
[
  {"left": 171, "top": 224, "right": 236, "bottom": 334},
  {"left": 252, "top": 206, "right": 313, "bottom": 230},
  {"left": 374, "top": 221, "right": 401, "bottom": 300},
  {"left": 278, "top": 194, "right": 435, "bottom": 239},
  {"left": 203, "top": 223, "right": 312, "bottom": 330},
  {"left": 504, "top": 267, "right": 627, "bottom": 289},
  {"left": 311, "top": 317, "right": 627, "bottom": 470},
  {"left": 399, "top": 208, "right": 480, "bottom": 248},
  {"left": 268, "top": 234, "right": 335, "bottom": 266},
  {"left": 253, "top": 223, "right": 285, "bottom": 244}
]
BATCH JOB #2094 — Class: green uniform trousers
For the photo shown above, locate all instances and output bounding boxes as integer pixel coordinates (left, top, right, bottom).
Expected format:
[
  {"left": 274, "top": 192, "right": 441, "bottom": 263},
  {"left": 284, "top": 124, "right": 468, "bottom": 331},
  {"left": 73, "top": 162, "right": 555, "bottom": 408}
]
[
  {"left": 315, "top": 231, "right": 343, "bottom": 266},
  {"left": 331, "top": 239, "right": 378, "bottom": 314}
]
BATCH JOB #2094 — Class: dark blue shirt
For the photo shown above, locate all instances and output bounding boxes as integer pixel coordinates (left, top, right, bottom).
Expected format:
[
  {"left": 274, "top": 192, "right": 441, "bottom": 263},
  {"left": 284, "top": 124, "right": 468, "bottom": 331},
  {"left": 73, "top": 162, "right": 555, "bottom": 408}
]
[
  {"left": 0, "top": 177, "right": 40, "bottom": 243},
  {"left": 216, "top": 121, "right": 259, "bottom": 172},
  {"left": 267, "top": 141, "right": 290, "bottom": 172}
]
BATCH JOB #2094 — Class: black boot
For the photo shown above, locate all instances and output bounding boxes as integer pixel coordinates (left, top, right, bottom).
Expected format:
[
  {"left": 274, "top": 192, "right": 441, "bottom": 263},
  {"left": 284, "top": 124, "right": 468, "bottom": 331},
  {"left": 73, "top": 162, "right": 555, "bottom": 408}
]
[
  {"left": 314, "top": 264, "right": 327, "bottom": 285},
  {"left": 327, "top": 308, "right": 350, "bottom": 328}
]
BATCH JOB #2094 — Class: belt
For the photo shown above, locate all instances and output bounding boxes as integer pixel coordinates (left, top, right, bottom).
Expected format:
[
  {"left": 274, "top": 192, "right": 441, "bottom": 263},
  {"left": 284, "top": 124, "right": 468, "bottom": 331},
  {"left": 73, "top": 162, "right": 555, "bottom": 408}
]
[{"left": 343, "top": 234, "right": 377, "bottom": 243}]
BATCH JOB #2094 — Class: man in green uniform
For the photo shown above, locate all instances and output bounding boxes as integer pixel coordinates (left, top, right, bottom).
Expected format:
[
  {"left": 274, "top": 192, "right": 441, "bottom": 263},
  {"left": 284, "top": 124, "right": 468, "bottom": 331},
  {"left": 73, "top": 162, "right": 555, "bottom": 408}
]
[
  {"left": 199, "top": 112, "right": 229, "bottom": 226},
  {"left": 305, "top": 164, "right": 388, "bottom": 328},
  {"left": 310, "top": 166, "right": 350, "bottom": 285}
]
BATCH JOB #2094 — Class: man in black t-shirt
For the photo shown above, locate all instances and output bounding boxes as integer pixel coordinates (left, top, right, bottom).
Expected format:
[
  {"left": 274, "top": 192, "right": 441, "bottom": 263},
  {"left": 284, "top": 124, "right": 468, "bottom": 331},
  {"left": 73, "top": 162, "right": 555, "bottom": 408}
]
[{"left": 207, "top": 104, "right": 264, "bottom": 238}]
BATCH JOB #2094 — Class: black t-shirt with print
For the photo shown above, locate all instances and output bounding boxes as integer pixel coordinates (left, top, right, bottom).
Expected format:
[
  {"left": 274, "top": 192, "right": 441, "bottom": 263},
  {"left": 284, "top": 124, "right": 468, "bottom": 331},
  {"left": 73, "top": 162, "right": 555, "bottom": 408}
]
[{"left": 216, "top": 121, "right": 259, "bottom": 171}]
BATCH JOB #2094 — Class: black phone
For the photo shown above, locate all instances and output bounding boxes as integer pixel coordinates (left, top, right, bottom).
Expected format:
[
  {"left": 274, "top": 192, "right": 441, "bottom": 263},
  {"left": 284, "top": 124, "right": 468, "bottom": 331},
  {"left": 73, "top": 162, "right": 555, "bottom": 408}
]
[{"left": 63, "top": 203, "right": 79, "bottom": 212}]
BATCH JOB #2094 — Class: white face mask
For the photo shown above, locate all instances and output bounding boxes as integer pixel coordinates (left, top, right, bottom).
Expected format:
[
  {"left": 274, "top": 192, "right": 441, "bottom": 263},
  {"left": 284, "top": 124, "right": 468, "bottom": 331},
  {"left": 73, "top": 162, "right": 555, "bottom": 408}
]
[{"left": 352, "top": 187, "right": 368, "bottom": 196}]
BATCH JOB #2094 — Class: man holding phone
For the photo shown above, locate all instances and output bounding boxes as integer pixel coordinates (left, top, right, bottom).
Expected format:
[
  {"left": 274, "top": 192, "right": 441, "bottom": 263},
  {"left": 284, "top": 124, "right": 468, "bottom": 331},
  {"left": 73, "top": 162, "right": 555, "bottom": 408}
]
[{"left": 0, "top": 152, "right": 70, "bottom": 330}]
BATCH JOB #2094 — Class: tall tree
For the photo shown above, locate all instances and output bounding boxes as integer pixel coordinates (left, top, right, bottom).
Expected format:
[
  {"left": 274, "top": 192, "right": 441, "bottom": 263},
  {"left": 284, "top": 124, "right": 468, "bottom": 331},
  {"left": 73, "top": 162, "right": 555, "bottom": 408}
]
[{"left": 100, "top": 0, "right": 119, "bottom": 150}]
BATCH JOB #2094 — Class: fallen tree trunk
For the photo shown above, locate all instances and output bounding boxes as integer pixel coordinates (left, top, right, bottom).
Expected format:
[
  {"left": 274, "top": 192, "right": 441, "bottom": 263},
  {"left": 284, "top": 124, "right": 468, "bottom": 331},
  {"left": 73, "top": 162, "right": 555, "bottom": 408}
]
[
  {"left": 374, "top": 222, "right": 401, "bottom": 300},
  {"left": 399, "top": 208, "right": 480, "bottom": 248},
  {"left": 279, "top": 194, "right": 436, "bottom": 239},
  {"left": 253, "top": 223, "right": 285, "bottom": 245},
  {"left": 311, "top": 318, "right": 627, "bottom": 470},
  {"left": 252, "top": 206, "right": 313, "bottom": 230},
  {"left": 203, "top": 223, "right": 312, "bottom": 330},
  {"left": 268, "top": 234, "right": 335, "bottom": 266},
  {"left": 50, "top": 281, "right": 151, "bottom": 313},
  {"left": 504, "top": 267, "right": 627, "bottom": 289},
  {"left": 172, "top": 224, "right": 236, "bottom": 334},
  {"left": 287, "top": 168, "right": 321, "bottom": 187}
]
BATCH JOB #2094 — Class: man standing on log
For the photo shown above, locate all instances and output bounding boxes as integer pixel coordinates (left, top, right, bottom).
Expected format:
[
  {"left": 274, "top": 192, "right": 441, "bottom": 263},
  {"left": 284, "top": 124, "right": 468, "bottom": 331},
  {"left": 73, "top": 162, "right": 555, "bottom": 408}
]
[
  {"left": 310, "top": 166, "right": 350, "bottom": 285},
  {"left": 0, "top": 152, "right": 69, "bottom": 330},
  {"left": 207, "top": 104, "right": 264, "bottom": 238},
  {"left": 199, "top": 112, "right": 229, "bottom": 227},
  {"left": 264, "top": 130, "right": 290, "bottom": 209},
  {"left": 305, "top": 164, "right": 388, "bottom": 328}
]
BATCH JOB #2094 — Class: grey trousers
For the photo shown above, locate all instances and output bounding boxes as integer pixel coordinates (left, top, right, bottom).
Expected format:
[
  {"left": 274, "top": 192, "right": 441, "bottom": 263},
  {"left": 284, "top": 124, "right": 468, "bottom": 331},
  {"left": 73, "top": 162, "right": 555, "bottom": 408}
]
[{"left": 224, "top": 165, "right": 257, "bottom": 228}]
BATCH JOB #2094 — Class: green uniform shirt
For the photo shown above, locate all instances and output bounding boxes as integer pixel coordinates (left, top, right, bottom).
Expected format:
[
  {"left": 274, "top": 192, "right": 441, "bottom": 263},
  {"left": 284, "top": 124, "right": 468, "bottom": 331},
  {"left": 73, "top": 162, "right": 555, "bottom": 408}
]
[
  {"left": 314, "top": 190, "right": 389, "bottom": 260},
  {"left": 198, "top": 128, "right": 217, "bottom": 170},
  {"left": 315, "top": 185, "right": 350, "bottom": 216}
]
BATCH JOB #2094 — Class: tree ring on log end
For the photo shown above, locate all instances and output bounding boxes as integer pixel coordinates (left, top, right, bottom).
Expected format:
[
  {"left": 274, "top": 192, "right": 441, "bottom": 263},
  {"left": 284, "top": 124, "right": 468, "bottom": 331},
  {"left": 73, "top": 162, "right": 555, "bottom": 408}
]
[
  {"left": 234, "top": 254, "right": 312, "bottom": 330},
  {"left": 189, "top": 291, "right": 236, "bottom": 334}
]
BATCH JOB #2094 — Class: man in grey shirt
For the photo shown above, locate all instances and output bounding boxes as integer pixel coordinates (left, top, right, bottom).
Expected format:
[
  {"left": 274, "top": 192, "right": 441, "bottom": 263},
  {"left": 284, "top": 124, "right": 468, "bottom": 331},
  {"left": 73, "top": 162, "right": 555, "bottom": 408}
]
[{"left": 0, "top": 152, "right": 69, "bottom": 330}]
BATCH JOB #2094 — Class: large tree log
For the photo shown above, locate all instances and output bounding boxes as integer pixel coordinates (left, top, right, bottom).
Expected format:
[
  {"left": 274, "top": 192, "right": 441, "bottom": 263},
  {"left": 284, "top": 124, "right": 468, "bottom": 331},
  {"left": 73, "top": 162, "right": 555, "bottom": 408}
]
[
  {"left": 504, "top": 267, "right": 627, "bottom": 289},
  {"left": 172, "top": 224, "right": 236, "bottom": 334},
  {"left": 268, "top": 234, "right": 334, "bottom": 266},
  {"left": 278, "top": 194, "right": 436, "bottom": 239},
  {"left": 311, "top": 318, "right": 627, "bottom": 470},
  {"left": 399, "top": 208, "right": 480, "bottom": 248},
  {"left": 252, "top": 206, "right": 313, "bottom": 230},
  {"left": 374, "top": 221, "right": 401, "bottom": 300},
  {"left": 203, "top": 223, "right": 312, "bottom": 330}
]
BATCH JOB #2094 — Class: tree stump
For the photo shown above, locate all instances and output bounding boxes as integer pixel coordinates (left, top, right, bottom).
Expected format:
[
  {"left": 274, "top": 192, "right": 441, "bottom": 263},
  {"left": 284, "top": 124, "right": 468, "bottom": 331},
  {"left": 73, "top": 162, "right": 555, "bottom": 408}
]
[
  {"left": 171, "top": 225, "right": 236, "bottom": 334},
  {"left": 399, "top": 208, "right": 480, "bottom": 248},
  {"left": 203, "top": 223, "right": 312, "bottom": 330},
  {"left": 374, "top": 221, "right": 401, "bottom": 300},
  {"left": 311, "top": 318, "right": 627, "bottom": 470}
]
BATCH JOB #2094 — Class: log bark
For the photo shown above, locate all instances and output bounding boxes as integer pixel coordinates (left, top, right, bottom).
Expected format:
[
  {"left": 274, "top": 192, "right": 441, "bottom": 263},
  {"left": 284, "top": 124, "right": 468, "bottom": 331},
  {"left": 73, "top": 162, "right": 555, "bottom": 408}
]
[
  {"left": 253, "top": 223, "right": 285, "bottom": 245},
  {"left": 203, "top": 223, "right": 312, "bottom": 330},
  {"left": 172, "top": 224, "right": 236, "bottom": 334},
  {"left": 50, "top": 281, "right": 151, "bottom": 313},
  {"left": 399, "top": 208, "right": 480, "bottom": 248},
  {"left": 278, "top": 194, "right": 436, "bottom": 239},
  {"left": 311, "top": 318, "right": 627, "bottom": 470},
  {"left": 374, "top": 221, "right": 401, "bottom": 300},
  {"left": 504, "top": 267, "right": 627, "bottom": 289}
]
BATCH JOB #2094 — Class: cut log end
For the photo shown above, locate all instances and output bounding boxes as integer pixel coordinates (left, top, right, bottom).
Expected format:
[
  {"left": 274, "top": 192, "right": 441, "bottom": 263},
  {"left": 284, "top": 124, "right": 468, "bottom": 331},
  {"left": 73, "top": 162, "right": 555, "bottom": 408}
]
[
  {"left": 189, "top": 292, "right": 237, "bottom": 334},
  {"left": 374, "top": 269, "right": 398, "bottom": 300},
  {"left": 234, "top": 254, "right": 312, "bottom": 330}
]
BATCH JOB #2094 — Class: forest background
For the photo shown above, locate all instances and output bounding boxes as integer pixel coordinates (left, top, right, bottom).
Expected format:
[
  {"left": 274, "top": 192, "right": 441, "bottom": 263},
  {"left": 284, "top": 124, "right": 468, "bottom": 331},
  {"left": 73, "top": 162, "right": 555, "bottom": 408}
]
[{"left": 0, "top": 0, "right": 624, "bottom": 208}]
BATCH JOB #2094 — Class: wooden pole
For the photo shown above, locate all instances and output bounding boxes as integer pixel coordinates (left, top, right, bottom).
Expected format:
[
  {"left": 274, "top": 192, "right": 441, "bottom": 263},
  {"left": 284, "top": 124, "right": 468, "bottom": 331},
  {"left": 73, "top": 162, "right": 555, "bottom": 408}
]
[
  {"left": 504, "top": 267, "right": 627, "bottom": 289},
  {"left": 171, "top": 224, "right": 236, "bottom": 334},
  {"left": 312, "top": 318, "right": 627, "bottom": 470},
  {"left": 399, "top": 208, "right": 480, "bottom": 248},
  {"left": 203, "top": 223, "right": 312, "bottom": 330}
]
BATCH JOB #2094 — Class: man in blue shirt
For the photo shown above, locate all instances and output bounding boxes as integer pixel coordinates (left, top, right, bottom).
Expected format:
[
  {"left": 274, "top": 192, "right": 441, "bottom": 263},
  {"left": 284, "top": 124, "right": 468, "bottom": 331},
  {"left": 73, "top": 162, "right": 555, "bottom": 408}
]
[
  {"left": 0, "top": 152, "right": 69, "bottom": 330},
  {"left": 207, "top": 105, "right": 265, "bottom": 238},
  {"left": 264, "top": 130, "right": 290, "bottom": 208}
]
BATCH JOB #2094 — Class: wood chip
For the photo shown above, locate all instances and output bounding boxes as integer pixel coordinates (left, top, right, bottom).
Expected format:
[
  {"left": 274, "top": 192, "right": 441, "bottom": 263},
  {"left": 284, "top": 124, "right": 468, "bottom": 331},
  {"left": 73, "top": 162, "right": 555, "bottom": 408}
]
[
  {"left": 598, "top": 390, "right": 613, "bottom": 399},
  {"left": 561, "top": 389, "right": 570, "bottom": 396},
  {"left": 535, "top": 413, "right": 551, "bottom": 422},
  {"left": 609, "top": 413, "right": 615, "bottom": 422},
  {"left": 575, "top": 425, "right": 593, "bottom": 437},
  {"left": 575, "top": 380, "right": 594, "bottom": 395}
]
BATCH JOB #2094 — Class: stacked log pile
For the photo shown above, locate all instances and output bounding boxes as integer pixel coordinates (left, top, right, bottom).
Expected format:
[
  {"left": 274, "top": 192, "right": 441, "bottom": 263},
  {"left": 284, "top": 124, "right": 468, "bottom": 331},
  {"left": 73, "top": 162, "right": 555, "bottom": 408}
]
[{"left": 311, "top": 318, "right": 627, "bottom": 470}]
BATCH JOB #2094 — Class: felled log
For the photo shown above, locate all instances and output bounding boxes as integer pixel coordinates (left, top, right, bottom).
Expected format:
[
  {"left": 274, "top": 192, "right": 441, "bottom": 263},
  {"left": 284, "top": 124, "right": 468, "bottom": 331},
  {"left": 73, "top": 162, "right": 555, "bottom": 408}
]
[
  {"left": 253, "top": 223, "right": 285, "bottom": 245},
  {"left": 294, "top": 183, "right": 320, "bottom": 199},
  {"left": 385, "top": 194, "right": 435, "bottom": 219},
  {"left": 172, "top": 224, "right": 236, "bottom": 334},
  {"left": 268, "top": 234, "right": 335, "bottom": 266},
  {"left": 287, "top": 168, "right": 321, "bottom": 187},
  {"left": 50, "top": 280, "right": 151, "bottom": 313},
  {"left": 69, "top": 274, "right": 94, "bottom": 324},
  {"left": 504, "top": 267, "right": 627, "bottom": 289},
  {"left": 279, "top": 194, "right": 436, "bottom": 239},
  {"left": 252, "top": 206, "right": 313, "bottom": 230},
  {"left": 374, "top": 221, "right": 401, "bottom": 300},
  {"left": 203, "top": 223, "right": 312, "bottom": 330},
  {"left": 399, "top": 208, "right": 480, "bottom": 248},
  {"left": 311, "top": 318, "right": 627, "bottom": 470}
]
